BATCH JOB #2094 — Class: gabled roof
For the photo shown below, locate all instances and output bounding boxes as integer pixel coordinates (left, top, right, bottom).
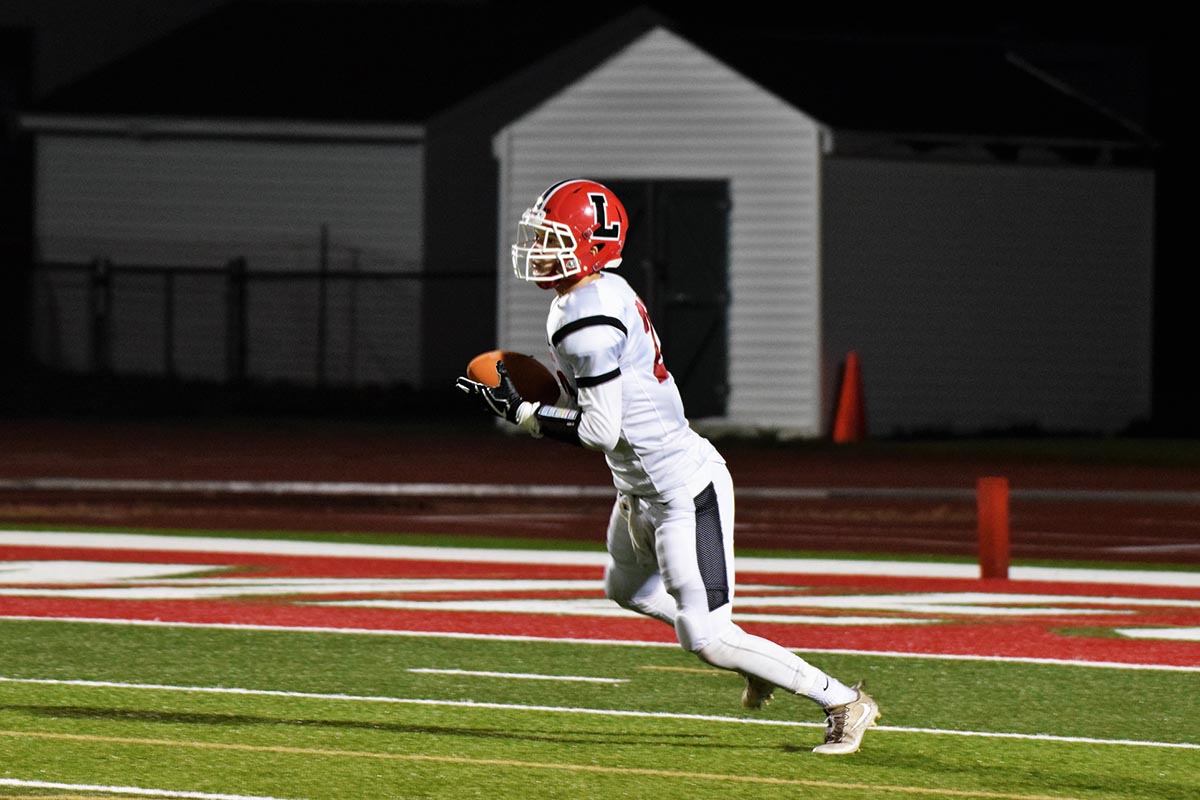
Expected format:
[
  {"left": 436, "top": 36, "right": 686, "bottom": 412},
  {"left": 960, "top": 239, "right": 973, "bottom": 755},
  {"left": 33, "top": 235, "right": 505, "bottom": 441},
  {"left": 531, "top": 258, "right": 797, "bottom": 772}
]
[
  {"left": 29, "top": 0, "right": 1154, "bottom": 157},
  {"left": 32, "top": 1, "right": 660, "bottom": 123}
]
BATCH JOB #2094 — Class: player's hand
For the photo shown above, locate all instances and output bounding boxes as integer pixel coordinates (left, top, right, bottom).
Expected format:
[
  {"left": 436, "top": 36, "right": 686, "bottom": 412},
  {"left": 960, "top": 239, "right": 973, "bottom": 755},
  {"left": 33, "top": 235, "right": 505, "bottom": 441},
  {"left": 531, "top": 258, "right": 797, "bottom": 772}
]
[{"left": 455, "top": 361, "right": 525, "bottom": 423}]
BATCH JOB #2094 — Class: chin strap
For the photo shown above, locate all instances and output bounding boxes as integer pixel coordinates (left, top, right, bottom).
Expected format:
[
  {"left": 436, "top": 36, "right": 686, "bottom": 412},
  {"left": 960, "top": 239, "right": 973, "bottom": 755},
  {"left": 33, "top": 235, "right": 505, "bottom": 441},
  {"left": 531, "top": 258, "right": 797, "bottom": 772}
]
[{"left": 515, "top": 402, "right": 582, "bottom": 446}]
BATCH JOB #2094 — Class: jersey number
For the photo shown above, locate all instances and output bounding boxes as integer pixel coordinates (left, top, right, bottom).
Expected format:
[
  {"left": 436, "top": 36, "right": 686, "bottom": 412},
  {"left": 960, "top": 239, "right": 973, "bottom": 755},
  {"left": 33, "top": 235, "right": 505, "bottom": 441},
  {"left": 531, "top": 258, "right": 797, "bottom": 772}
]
[{"left": 635, "top": 298, "right": 669, "bottom": 384}]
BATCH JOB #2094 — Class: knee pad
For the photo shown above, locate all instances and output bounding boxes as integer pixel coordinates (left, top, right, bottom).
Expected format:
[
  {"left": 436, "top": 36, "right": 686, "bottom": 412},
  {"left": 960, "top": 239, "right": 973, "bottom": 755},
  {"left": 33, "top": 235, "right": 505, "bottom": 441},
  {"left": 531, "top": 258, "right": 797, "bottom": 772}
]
[{"left": 675, "top": 608, "right": 717, "bottom": 653}]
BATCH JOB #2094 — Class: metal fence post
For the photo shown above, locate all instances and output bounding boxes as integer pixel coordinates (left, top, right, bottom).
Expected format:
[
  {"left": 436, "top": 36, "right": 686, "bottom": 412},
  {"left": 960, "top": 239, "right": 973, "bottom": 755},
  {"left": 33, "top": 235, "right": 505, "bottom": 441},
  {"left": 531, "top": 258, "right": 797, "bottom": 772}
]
[
  {"left": 316, "top": 224, "right": 329, "bottom": 387},
  {"left": 226, "top": 257, "right": 247, "bottom": 384},
  {"left": 163, "top": 270, "right": 176, "bottom": 379},
  {"left": 89, "top": 257, "right": 112, "bottom": 374},
  {"left": 348, "top": 247, "right": 360, "bottom": 385}
]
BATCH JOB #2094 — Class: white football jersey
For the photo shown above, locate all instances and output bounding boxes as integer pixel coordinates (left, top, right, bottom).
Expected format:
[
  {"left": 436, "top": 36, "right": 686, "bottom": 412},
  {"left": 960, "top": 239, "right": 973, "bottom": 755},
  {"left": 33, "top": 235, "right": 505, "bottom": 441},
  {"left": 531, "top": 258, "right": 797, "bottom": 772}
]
[{"left": 545, "top": 272, "right": 720, "bottom": 496}]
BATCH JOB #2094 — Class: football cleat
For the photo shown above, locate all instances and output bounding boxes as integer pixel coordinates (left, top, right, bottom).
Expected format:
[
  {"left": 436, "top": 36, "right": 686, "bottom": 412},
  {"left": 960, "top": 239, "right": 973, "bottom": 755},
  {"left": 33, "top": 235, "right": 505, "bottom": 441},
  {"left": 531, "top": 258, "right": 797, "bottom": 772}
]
[
  {"left": 741, "top": 674, "right": 776, "bottom": 710},
  {"left": 812, "top": 681, "right": 880, "bottom": 755}
]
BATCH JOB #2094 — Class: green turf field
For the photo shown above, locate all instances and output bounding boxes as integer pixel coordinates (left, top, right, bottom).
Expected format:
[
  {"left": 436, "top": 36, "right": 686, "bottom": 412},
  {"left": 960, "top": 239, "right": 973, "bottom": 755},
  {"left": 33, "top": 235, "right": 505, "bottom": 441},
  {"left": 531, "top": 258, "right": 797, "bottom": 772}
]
[{"left": 1, "top": 619, "right": 1196, "bottom": 800}]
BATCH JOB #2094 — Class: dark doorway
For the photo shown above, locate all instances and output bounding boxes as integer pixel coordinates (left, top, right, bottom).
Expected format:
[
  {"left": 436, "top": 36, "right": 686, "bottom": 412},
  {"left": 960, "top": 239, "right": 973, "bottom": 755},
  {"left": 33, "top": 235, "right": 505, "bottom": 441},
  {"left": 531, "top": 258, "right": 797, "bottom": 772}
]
[{"left": 605, "top": 179, "right": 730, "bottom": 418}]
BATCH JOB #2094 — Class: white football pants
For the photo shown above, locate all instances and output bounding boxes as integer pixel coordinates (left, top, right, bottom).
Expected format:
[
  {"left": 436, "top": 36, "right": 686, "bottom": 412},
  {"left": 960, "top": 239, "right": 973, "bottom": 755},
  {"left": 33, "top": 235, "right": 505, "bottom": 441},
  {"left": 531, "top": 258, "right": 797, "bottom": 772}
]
[{"left": 603, "top": 456, "right": 831, "bottom": 700}]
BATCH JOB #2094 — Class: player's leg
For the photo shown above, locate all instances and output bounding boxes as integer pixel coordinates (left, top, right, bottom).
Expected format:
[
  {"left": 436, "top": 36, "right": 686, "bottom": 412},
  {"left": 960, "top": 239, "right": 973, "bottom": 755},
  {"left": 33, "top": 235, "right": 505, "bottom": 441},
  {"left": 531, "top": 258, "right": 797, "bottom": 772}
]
[
  {"left": 654, "top": 460, "right": 873, "bottom": 718},
  {"left": 603, "top": 493, "right": 676, "bottom": 626},
  {"left": 645, "top": 464, "right": 773, "bottom": 707},
  {"left": 651, "top": 461, "right": 826, "bottom": 693}
]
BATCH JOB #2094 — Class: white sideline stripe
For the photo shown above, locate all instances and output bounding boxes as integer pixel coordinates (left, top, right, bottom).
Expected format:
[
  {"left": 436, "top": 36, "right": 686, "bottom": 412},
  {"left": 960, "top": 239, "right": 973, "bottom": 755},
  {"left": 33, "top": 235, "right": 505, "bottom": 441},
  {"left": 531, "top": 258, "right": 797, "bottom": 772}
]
[
  {"left": 0, "top": 477, "right": 617, "bottom": 499},
  {"left": 0, "top": 777, "right": 297, "bottom": 799},
  {"left": 3, "top": 617, "right": 1200, "bottom": 673},
  {"left": 1, "top": 675, "right": 1195, "bottom": 751},
  {"left": 3, "top": 530, "right": 1199, "bottom": 587},
  {"left": 309, "top": 599, "right": 933, "bottom": 626},
  {"left": 406, "top": 668, "right": 627, "bottom": 683},
  {"left": 4, "top": 477, "right": 1200, "bottom": 505},
  {"left": 0, "top": 530, "right": 608, "bottom": 566},
  {"left": 1113, "top": 544, "right": 1200, "bottom": 553},
  {"left": 1117, "top": 626, "right": 1200, "bottom": 641}
]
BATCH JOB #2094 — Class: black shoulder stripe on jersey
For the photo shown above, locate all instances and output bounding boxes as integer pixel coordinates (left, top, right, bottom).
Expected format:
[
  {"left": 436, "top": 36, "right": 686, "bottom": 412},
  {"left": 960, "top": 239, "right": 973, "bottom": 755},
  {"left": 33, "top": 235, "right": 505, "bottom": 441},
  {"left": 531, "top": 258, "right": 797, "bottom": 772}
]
[
  {"left": 575, "top": 368, "right": 621, "bottom": 388},
  {"left": 551, "top": 315, "right": 627, "bottom": 346}
]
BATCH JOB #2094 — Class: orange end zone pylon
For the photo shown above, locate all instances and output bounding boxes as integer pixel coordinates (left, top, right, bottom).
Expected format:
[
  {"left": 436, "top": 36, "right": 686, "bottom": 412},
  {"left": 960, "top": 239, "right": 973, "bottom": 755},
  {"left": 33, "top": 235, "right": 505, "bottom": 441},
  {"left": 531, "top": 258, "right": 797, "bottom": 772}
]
[
  {"left": 977, "top": 476, "right": 1011, "bottom": 579},
  {"left": 832, "top": 350, "right": 867, "bottom": 443}
]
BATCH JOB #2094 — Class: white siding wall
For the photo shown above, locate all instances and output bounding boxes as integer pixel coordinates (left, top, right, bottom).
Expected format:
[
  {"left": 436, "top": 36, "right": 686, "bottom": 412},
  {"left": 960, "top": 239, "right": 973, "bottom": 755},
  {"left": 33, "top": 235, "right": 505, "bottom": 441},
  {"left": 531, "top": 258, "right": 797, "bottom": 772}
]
[
  {"left": 823, "top": 158, "right": 1155, "bottom": 435},
  {"left": 494, "top": 27, "right": 824, "bottom": 433},
  {"left": 36, "top": 136, "right": 423, "bottom": 269},
  {"left": 31, "top": 134, "right": 425, "bottom": 387}
]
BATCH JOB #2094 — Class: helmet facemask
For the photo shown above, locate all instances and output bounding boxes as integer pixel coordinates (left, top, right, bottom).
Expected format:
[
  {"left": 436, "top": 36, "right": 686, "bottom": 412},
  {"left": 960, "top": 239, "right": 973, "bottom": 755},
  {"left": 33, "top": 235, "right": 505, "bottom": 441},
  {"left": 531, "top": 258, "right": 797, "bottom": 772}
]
[{"left": 512, "top": 213, "right": 582, "bottom": 284}]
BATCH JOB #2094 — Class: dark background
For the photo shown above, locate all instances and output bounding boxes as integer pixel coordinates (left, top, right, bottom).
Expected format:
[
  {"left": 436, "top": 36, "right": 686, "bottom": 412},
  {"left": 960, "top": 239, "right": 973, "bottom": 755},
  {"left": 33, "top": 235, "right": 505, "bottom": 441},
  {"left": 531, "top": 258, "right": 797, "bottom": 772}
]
[{"left": 0, "top": 2, "right": 1190, "bottom": 433}]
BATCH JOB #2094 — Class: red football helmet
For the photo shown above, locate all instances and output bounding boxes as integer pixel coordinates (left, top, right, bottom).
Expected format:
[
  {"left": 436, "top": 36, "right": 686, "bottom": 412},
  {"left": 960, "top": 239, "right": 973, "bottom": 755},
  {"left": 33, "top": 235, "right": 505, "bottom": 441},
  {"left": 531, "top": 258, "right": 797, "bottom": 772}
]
[{"left": 511, "top": 179, "right": 628, "bottom": 289}]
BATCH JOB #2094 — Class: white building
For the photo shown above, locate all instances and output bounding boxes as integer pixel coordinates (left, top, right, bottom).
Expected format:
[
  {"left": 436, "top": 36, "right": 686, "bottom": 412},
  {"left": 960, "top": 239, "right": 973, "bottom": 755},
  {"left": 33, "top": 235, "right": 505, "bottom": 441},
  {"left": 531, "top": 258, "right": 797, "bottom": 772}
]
[{"left": 18, "top": 5, "right": 1156, "bottom": 434}]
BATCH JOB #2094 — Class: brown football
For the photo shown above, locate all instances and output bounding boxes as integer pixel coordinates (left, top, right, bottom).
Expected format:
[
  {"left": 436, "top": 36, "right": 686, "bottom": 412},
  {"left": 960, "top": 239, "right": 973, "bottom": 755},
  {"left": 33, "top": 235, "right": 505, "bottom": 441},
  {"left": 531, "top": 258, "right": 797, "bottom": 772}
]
[{"left": 466, "top": 350, "right": 561, "bottom": 405}]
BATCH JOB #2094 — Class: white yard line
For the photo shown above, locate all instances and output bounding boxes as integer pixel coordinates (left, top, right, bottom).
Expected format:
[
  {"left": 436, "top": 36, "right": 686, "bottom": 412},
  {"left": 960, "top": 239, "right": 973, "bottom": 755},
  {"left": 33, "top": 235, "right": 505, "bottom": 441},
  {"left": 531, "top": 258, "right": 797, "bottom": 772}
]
[
  {"left": 0, "top": 778, "right": 299, "bottom": 800},
  {"left": 2, "top": 617, "right": 1198, "bottom": 672},
  {"left": 406, "top": 668, "right": 627, "bottom": 683},
  {"left": 1, "top": 675, "right": 1195, "bottom": 751}
]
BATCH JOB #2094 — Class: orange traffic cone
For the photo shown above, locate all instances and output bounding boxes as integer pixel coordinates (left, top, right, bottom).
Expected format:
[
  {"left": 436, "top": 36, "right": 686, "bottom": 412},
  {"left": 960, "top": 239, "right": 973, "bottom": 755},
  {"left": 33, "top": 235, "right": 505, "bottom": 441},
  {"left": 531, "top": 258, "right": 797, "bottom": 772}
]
[{"left": 832, "top": 350, "right": 867, "bottom": 443}]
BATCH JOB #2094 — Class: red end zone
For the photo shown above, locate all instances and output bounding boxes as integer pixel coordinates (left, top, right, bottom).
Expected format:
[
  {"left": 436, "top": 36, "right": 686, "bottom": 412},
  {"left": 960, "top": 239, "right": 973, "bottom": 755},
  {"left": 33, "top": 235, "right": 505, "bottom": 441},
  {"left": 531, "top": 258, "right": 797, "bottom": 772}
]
[{"left": 2, "top": 536, "right": 1198, "bottom": 669}]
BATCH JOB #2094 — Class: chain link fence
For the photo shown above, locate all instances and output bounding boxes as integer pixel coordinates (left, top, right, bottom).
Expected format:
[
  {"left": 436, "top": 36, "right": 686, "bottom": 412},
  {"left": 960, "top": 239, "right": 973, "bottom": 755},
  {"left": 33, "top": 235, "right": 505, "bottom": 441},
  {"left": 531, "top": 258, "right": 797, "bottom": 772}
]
[{"left": 30, "top": 258, "right": 488, "bottom": 399}]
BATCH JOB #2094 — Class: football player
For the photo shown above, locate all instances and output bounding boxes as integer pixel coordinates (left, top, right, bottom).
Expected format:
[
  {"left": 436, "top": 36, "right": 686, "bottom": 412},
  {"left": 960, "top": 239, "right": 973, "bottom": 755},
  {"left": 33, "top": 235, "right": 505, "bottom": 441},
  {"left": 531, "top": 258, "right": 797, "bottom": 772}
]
[{"left": 457, "top": 179, "right": 879, "bottom": 754}]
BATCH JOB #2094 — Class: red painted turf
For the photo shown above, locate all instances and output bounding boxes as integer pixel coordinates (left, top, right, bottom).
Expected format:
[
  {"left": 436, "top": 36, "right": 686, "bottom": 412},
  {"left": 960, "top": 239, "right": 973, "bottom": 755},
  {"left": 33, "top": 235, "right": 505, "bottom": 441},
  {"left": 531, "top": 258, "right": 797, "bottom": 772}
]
[
  {"left": 2, "top": 420, "right": 1198, "bottom": 667},
  {"left": 2, "top": 544, "right": 1197, "bottom": 668}
]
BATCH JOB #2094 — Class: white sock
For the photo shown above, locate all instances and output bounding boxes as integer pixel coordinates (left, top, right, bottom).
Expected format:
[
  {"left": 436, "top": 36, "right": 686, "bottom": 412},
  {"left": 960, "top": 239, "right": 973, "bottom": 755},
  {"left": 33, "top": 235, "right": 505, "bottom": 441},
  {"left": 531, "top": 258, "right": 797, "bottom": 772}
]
[
  {"left": 695, "top": 624, "right": 858, "bottom": 708},
  {"left": 804, "top": 674, "right": 858, "bottom": 708}
]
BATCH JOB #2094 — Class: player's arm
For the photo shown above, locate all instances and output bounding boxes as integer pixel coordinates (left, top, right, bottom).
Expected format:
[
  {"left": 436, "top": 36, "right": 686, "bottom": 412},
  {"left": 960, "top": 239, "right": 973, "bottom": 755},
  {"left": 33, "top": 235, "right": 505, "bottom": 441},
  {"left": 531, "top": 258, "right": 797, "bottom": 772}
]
[
  {"left": 513, "top": 375, "right": 619, "bottom": 449},
  {"left": 531, "top": 323, "right": 625, "bottom": 448},
  {"left": 455, "top": 361, "right": 585, "bottom": 444},
  {"left": 572, "top": 375, "right": 621, "bottom": 451}
]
